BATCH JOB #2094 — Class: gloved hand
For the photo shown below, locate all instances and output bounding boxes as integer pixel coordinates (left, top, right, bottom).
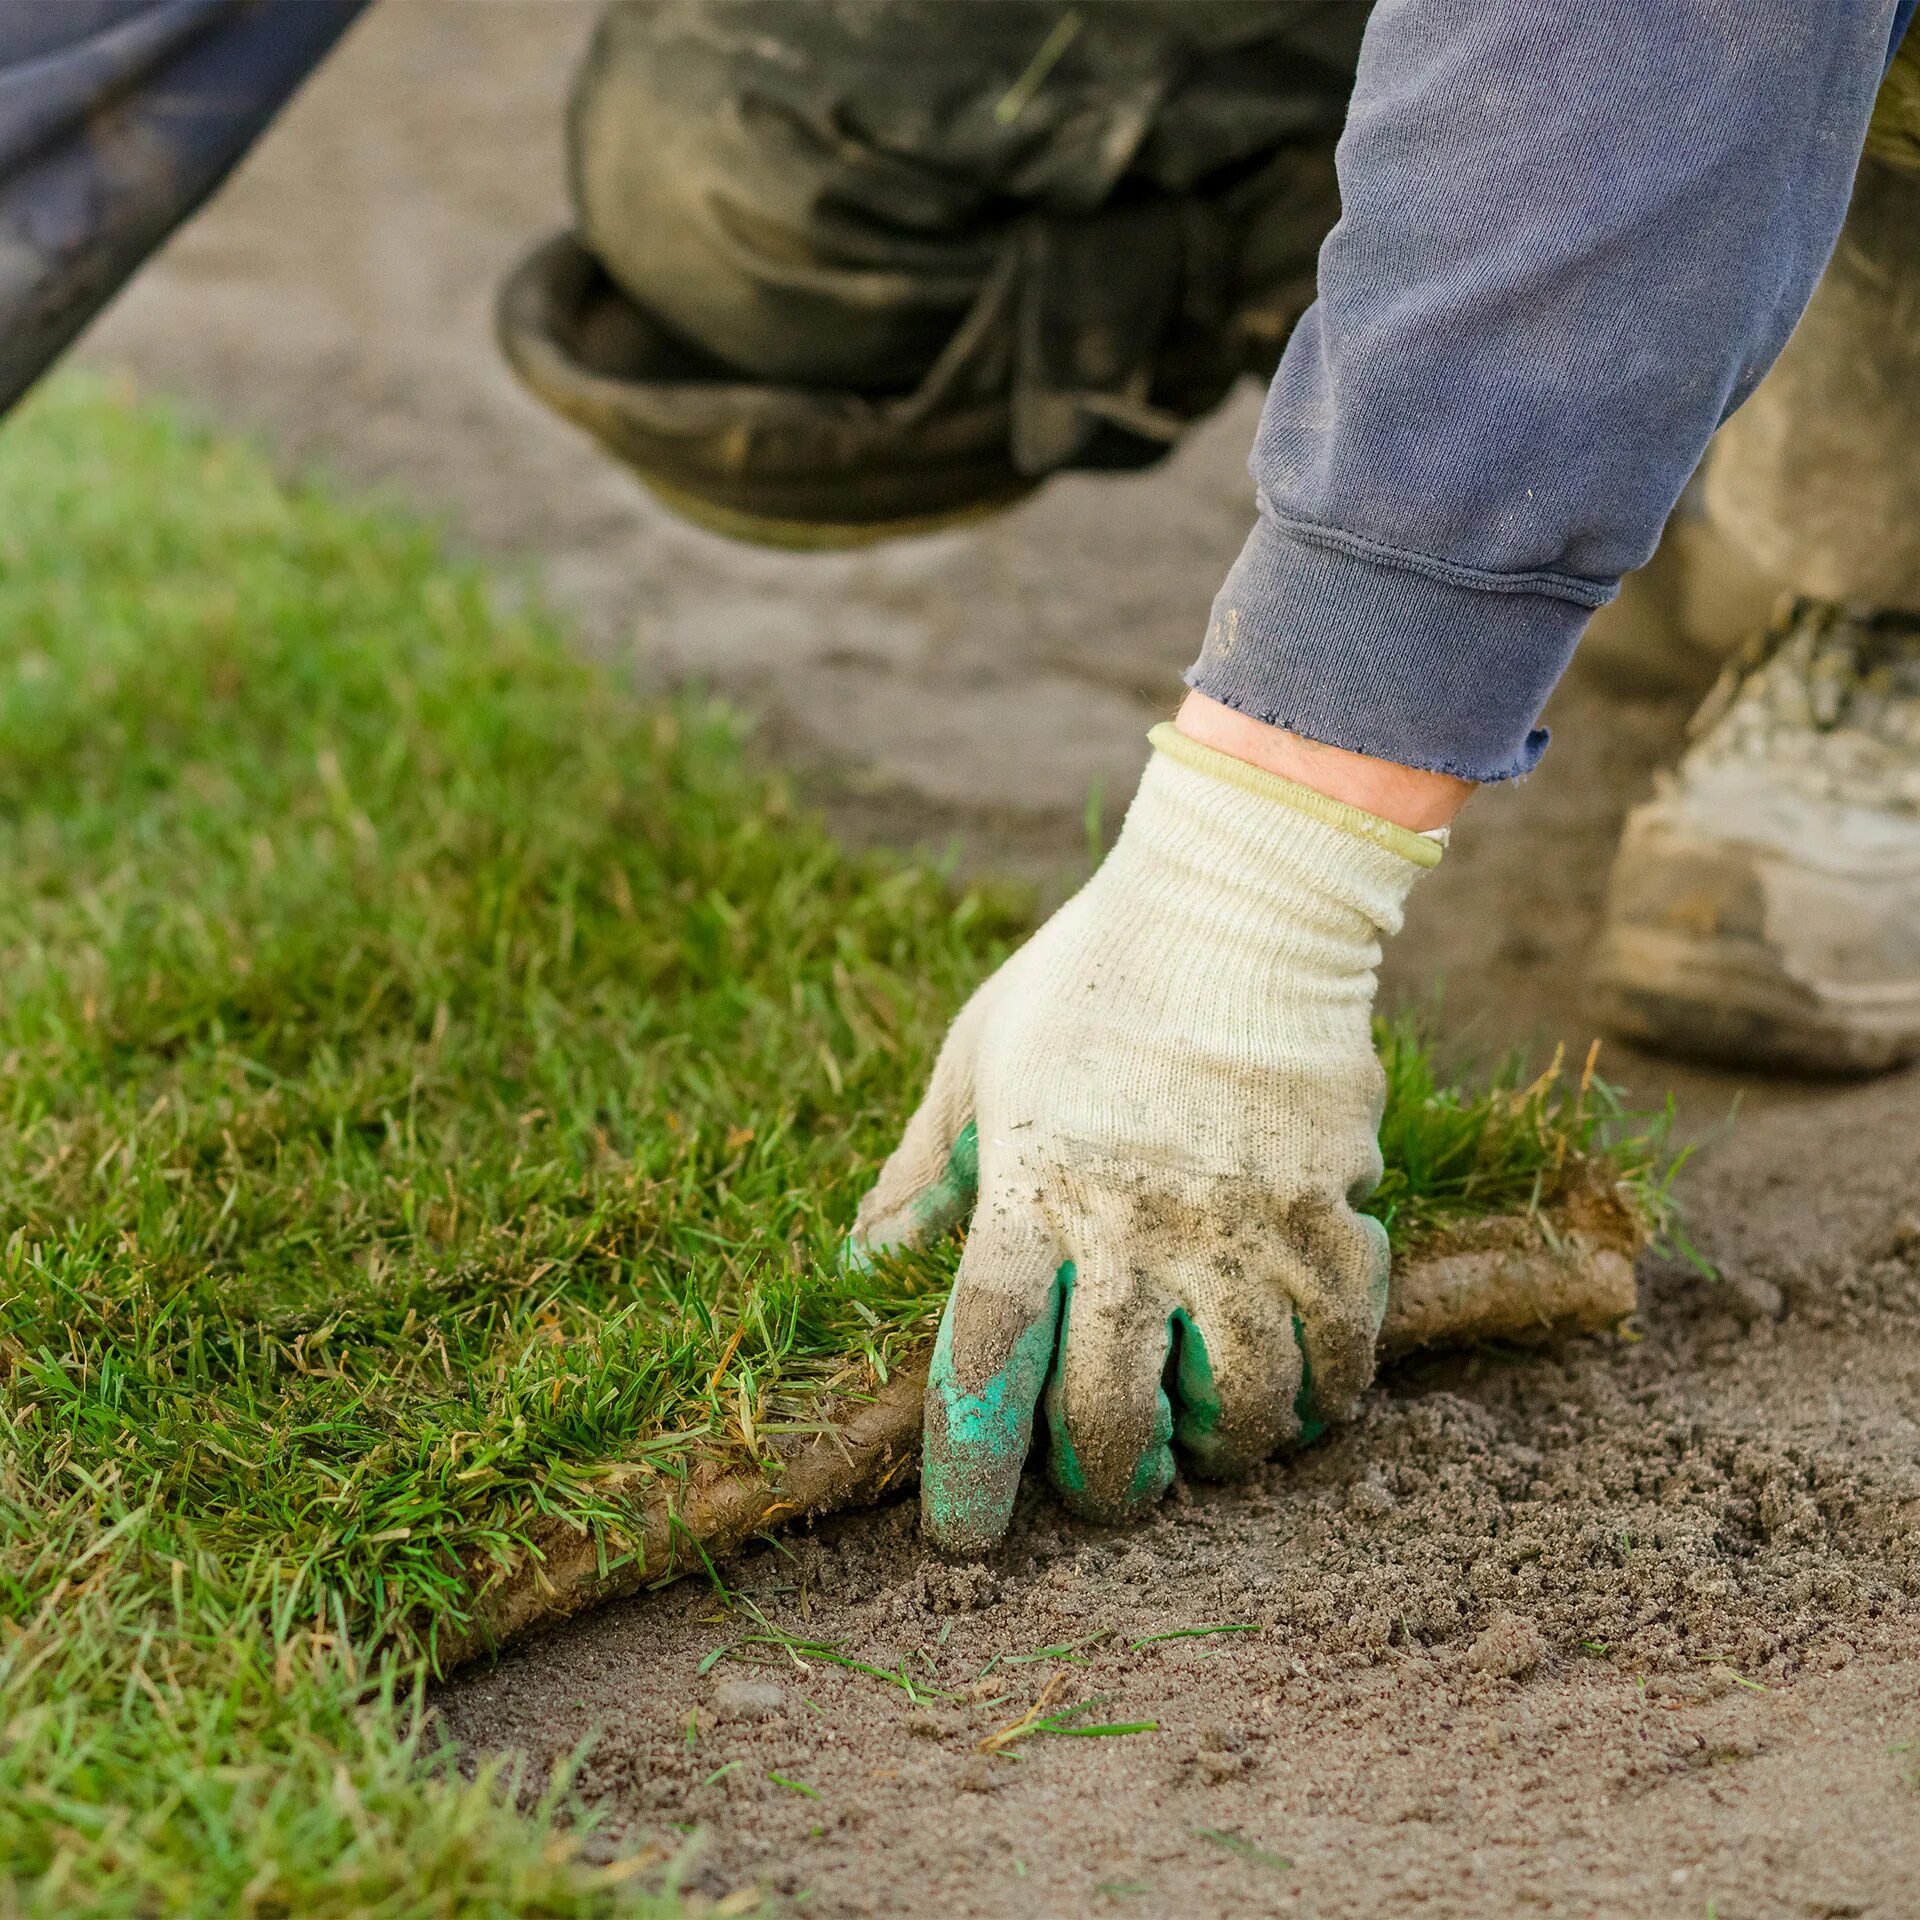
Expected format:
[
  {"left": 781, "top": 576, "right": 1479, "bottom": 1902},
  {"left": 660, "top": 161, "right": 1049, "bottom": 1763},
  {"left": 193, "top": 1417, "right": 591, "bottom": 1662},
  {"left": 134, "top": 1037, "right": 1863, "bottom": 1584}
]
[{"left": 852, "top": 723, "right": 1442, "bottom": 1554}]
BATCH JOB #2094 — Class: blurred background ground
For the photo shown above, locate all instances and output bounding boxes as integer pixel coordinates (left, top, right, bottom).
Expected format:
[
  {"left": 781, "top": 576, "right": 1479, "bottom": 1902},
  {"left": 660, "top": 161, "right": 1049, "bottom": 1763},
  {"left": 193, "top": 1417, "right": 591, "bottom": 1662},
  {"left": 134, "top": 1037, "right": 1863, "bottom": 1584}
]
[{"left": 69, "top": 6, "right": 1920, "bottom": 1915}]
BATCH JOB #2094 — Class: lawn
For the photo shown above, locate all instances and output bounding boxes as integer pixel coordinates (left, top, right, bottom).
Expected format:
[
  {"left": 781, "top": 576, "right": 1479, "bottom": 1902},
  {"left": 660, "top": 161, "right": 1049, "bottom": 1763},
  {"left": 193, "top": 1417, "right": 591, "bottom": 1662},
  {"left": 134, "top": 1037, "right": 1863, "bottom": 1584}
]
[{"left": 0, "top": 380, "right": 1667, "bottom": 1915}]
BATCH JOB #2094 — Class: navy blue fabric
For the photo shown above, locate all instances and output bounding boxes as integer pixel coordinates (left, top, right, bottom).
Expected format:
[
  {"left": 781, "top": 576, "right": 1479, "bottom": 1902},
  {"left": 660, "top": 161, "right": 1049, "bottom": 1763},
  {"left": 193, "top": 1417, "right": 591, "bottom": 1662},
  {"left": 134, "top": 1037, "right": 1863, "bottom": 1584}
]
[
  {"left": 1192, "top": 0, "right": 1909, "bottom": 781},
  {"left": 0, "top": 0, "right": 366, "bottom": 414}
]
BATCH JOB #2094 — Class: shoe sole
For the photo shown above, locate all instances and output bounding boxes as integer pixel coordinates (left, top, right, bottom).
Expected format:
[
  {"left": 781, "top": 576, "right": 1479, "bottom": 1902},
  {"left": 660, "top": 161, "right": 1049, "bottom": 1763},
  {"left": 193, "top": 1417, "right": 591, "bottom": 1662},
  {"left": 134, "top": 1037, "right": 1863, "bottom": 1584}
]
[
  {"left": 1592, "top": 924, "right": 1920, "bottom": 1075},
  {"left": 1592, "top": 811, "right": 1920, "bottom": 1076}
]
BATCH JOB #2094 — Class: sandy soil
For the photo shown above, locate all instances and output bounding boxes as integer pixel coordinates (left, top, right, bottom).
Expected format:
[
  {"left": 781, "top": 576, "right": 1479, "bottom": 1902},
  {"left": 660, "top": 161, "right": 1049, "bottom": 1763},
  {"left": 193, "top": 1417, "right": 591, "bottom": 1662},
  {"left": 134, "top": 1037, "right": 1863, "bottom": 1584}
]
[
  {"left": 68, "top": 5, "right": 1920, "bottom": 1913},
  {"left": 439, "top": 1095, "right": 1920, "bottom": 1919}
]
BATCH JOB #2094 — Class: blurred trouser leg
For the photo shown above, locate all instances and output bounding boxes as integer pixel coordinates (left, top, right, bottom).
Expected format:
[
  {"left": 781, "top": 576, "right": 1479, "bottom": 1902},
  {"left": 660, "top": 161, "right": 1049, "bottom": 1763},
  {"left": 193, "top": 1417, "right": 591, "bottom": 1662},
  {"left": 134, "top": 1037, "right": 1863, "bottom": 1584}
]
[
  {"left": 0, "top": 0, "right": 366, "bottom": 417},
  {"left": 1570, "top": 52, "right": 1920, "bottom": 699},
  {"left": 1703, "top": 160, "right": 1920, "bottom": 613},
  {"left": 1593, "top": 132, "right": 1920, "bottom": 1074},
  {"left": 499, "top": 0, "right": 1366, "bottom": 544}
]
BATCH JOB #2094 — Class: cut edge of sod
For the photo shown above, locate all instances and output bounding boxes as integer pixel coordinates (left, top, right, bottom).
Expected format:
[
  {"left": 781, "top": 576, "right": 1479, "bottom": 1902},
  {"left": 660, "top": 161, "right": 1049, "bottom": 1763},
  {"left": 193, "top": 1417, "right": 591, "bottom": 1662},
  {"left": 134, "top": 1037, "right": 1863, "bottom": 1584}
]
[{"left": 437, "top": 1163, "right": 1644, "bottom": 1667}]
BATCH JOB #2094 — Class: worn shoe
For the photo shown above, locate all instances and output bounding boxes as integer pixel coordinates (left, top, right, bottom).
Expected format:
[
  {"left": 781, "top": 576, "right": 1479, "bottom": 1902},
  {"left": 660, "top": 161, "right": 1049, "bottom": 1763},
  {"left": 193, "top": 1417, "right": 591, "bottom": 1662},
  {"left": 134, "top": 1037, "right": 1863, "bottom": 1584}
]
[{"left": 1592, "top": 600, "right": 1920, "bottom": 1075}]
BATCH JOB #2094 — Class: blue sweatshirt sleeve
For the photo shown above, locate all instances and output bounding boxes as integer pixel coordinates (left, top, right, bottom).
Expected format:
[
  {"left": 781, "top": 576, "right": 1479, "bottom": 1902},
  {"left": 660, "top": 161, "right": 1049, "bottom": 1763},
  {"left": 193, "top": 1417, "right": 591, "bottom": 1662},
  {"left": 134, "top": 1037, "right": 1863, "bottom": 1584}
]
[{"left": 1189, "top": 0, "right": 1909, "bottom": 782}]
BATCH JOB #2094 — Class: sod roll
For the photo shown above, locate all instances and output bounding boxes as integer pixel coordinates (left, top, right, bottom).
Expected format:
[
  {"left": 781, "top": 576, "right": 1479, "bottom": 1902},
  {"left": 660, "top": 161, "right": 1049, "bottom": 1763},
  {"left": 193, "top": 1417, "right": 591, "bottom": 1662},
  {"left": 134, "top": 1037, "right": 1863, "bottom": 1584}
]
[{"left": 439, "top": 1176, "right": 1640, "bottom": 1668}]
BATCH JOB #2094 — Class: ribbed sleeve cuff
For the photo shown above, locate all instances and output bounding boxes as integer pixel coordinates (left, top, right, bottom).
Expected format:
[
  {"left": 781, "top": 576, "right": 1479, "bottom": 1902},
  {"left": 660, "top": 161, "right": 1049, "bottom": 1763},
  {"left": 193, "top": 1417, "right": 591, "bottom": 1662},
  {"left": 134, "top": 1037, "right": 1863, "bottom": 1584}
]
[{"left": 1186, "top": 507, "right": 1613, "bottom": 784}]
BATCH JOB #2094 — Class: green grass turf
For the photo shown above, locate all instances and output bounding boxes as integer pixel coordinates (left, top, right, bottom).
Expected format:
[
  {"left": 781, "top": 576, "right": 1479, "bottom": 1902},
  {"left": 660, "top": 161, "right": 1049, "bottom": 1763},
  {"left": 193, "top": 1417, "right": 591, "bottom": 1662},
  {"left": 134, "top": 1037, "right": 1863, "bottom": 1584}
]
[{"left": 0, "top": 379, "right": 1673, "bottom": 1914}]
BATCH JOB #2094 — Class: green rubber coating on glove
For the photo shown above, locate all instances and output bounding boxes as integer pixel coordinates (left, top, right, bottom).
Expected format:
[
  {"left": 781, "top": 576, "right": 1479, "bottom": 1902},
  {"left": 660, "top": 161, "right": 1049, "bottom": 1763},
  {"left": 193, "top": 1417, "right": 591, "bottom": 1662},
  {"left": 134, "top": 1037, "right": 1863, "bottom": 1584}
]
[
  {"left": 1170, "top": 1308, "right": 1224, "bottom": 1465},
  {"left": 1362, "top": 1213, "right": 1392, "bottom": 1335},
  {"left": 1292, "top": 1311, "right": 1325, "bottom": 1446},
  {"left": 1039, "top": 1265, "right": 1087, "bottom": 1498},
  {"left": 922, "top": 1254, "right": 1064, "bottom": 1550},
  {"left": 1176, "top": 1308, "right": 1324, "bottom": 1462},
  {"left": 908, "top": 1119, "right": 980, "bottom": 1239},
  {"left": 1050, "top": 1392, "right": 1176, "bottom": 1509},
  {"left": 1043, "top": 1269, "right": 1175, "bottom": 1517},
  {"left": 1048, "top": 1424, "right": 1087, "bottom": 1498},
  {"left": 1127, "top": 1405, "right": 1177, "bottom": 1507},
  {"left": 841, "top": 1121, "right": 981, "bottom": 1276}
]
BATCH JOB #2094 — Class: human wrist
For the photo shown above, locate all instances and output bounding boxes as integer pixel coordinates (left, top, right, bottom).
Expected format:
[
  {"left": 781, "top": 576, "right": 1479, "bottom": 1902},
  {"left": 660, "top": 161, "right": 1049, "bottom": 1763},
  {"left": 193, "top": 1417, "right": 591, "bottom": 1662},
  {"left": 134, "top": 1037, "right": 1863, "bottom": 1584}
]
[
  {"left": 1172, "top": 690, "right": 1475, "bottom": 832},
  {"left": 1145, "top": 722, "right": 1442, "bottom": 876}
]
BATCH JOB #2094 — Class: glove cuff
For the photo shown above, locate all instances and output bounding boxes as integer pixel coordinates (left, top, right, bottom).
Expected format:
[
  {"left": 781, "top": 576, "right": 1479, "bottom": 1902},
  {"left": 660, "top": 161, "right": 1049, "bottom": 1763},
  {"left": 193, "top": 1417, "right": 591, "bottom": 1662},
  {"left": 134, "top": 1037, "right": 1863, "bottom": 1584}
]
[{"left": 1147, "top": 722, "right": 1445, "bottom": 870}]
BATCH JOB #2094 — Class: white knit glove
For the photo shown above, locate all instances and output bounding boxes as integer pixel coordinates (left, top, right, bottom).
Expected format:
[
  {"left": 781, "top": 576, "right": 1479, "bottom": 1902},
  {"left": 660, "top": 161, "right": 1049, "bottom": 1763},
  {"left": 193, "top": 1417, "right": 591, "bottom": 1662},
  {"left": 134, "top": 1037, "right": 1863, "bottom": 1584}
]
[{"left": 853, "top": 724, "right": 1442, "bottom": 1553}]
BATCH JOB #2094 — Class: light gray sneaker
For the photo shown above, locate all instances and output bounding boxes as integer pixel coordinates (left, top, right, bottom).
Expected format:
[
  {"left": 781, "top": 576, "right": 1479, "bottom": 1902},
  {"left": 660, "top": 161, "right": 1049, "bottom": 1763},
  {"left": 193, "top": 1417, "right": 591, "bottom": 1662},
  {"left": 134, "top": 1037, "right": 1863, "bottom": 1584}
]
[{"left": 1592, "top": 599, "right": 1920, "bottom": 1075}]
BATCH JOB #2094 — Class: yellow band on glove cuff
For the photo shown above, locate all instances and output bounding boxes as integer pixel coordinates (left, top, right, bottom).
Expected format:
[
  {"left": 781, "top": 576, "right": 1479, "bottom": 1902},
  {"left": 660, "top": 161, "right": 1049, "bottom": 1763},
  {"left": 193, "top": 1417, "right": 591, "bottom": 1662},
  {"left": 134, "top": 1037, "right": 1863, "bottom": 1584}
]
[{"left": 1147, "top": 723, "right": 1446, "bottom": 870}]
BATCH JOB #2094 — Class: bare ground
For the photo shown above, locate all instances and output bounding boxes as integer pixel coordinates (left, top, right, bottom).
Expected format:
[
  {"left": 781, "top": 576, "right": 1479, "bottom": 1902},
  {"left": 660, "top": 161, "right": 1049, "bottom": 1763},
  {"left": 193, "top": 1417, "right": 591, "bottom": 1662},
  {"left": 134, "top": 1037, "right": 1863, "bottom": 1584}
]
[
  {"left": 72, "top": 6, "right": 1920, "bottom": 1914},
  {"left": 438, "top": 1096, "right": 1920, "bottom": 1920}
]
